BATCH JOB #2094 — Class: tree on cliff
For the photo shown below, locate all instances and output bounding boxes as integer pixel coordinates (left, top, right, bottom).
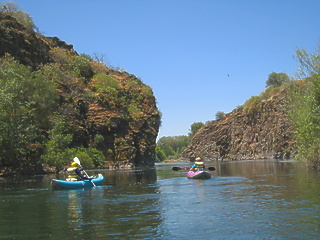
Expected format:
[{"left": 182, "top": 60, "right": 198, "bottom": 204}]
[
  {"left": 215, "top": 111, "right": 226, "bottom": 120},
  {"left": 288, "top": 44, "right": 320, "bottom": 168},
  {"left": 188, "top": 122, "right": 205, "bottom": 138},
  {"left": 0, "top": 1, "right": 38, "bottom": 31},
  {"left": 266, "top": 72, "right": 290, "bottom": 87}
]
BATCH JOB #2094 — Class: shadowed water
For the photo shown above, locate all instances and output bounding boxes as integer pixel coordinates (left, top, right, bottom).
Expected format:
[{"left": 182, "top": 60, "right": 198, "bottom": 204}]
[{"left": 0, "top": 160, "right": 319, "bottom": 239}]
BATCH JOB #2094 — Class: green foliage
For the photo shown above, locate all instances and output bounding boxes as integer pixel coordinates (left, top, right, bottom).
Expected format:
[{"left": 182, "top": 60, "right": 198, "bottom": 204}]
[
  {"left": 93, "top": 73, "right": 120, "bottom": 93},
  {"left": 156, "top": 136, "right": 181, "bottom": 160},
  {"left": 0, "top": 54, "right": 57, "bottom": 168},
  {"left": 72, "top": 55, "right": 94, "bottom": 81},
  {"left": 156, "top": 122, "right": 205, "bottom": 161},
  {"left": 94, "top": 134, "right": 104, "bottom": 146},
  {"left": 0, "top": 2, "right": 38, "bottom": 31},
  {"left": 126, "top": 78, "right": 141, "bottom": 90},
  {"left": 141, "top": 84, "right": 153, "bottom": 97},
  {"left": 243, "top": 95, "right": 262, "bottom": 115},
  {"left": 215, "top": 111, "right": 226, "bottom": 120},
  {"left": 288, "top": 45, "right": 320, "bottom": 165},
  {"left": 266, "top": 72, "right": 290, "bottom": 87},
  {"left": 42, "top": 119, "right": 73, "bottom": 169},
  {"left": 295, "top": 48, "right": 320, "bottom": 78},
  {"left": 189, "top": 122, "right": 204, "bottom": 138},
  {"left": 128, "top": 104, "right": 143, "bottom": 120},
  {"left": 43, "top": 119, "right": 105, "bottom": 170},
  {"left": 92, "top": 73, "right": 120, "bottom": 105},
  {"left": 260, "top": 85, "right": 281, "bottom": 100},
  {"left": 155, "top": 146, "right": 166, "bottom": 162},
  {"left": 50, "top": 47, "right": 73, "bottom": 69},
  {"left": 289, "top": 79, "right": 320, "bottom": 162},
  {"left": 67, "top": 148, "right": 105, "bottom": 169}
]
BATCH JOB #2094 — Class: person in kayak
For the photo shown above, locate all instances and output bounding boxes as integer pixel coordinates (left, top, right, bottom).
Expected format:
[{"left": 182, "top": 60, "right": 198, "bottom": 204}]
[
  {"left": 190, "top": 157, "right": 206, "bottom": 171},
  {"left": 66, "top": 161, "right": 92, "bottom": 180},
  {"left": 75, "top": 167, "right": 92, "bottom": 180}
]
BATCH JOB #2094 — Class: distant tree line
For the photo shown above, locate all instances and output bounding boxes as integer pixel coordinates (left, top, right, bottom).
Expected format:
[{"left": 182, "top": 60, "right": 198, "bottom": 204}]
[{"left": 156, "top": 122, "right": 204, "bottom": 161}]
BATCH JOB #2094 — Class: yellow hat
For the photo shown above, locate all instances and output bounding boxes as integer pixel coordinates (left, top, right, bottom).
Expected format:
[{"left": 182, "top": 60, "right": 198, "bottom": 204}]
[
  {"left": 195, "top": 157, "right": 201, "bottom": 161},
  {"left": 71, "top": 162, "right": 79, "bottom": 167}
]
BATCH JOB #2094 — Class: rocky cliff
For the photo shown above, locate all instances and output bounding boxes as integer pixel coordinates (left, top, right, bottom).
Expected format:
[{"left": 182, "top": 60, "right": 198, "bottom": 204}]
[
  {"left": 0, "top": 15, "right": 74, "bottom": 68},
  {"left": 0, "top": 12, "right": 160, "bottom": 170},
  {"left": 182, "top": 87, "right": 296, "bottom": 161}
]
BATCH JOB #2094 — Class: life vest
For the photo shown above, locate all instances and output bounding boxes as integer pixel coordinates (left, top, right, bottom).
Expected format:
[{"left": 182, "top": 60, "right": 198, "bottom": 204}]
[
  {"left": 66, "top": 167, "right": 78, "bottom": 181},
  {"left": 194, "top": 161, "right": 204, "bottom": 170}
]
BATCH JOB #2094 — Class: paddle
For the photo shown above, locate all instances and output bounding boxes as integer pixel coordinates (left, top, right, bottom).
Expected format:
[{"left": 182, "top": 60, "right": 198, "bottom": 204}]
[
  {"left": 73, "top": 157, "right": 96, "bottom": 187},
  {"left": 172, "top": 166, "right": 216, "bottom": 171}
]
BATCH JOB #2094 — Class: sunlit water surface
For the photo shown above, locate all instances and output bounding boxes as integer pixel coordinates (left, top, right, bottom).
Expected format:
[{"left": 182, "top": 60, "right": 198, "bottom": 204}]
[{"left": 0, "top": 160, "right": 319, "bottom": 239}]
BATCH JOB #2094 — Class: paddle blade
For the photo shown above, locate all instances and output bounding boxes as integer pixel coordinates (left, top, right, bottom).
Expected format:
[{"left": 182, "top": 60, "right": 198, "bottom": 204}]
[
  {"left": 172, "top": 167, "right": 181, "bottom": 171},
  {"left": 207, "top": 167, "right": 216, "bottom": 171},
  {"left": 73, "top": 157, "right": 81, "bottom": 165}
]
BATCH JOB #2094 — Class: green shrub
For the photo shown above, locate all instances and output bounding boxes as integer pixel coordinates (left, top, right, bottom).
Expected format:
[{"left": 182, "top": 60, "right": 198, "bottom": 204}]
[
  {"left": 288, "top": 46, "right": 320, "bottom": 166},
  {"left": 50, "top": 47, "right": 73, "bottom": 69},
  {"left": 266, "top": 72, "right": 290, "bottom": 87},
  {"left": 0, "top": 2, "right": 38, "bottom": 31},
  {"left": 0, "top": 54, "right": 57, "bottom": 168},
  {"left": 42, "top": 120, "right": 73, "bottom": 169},
  {"left": 128, "top": 104, "right": 143, "bottom": 120},
  {"left": 215, "top": 111, "right": 226, "bottom": 120},
  {"left": 141, "top": 85, "right": 153, "bottom": 97},
  {"left": 67, "top": 148, "right": 105, "bottom": 169},
  {"left": 155, "top": 146, "right": 166, "bottom": 162},
  {"left": 260, "top": 85, "right": 281, "bottom": 100},
  {"left": 93, "top": 73, "right": 119, "bottom": 90},
  {"left": 72, "top": 55, "right": 94, "bottom": 81},
  {"left": 243, "top": 95, "right": 262, "bottom": 115}
]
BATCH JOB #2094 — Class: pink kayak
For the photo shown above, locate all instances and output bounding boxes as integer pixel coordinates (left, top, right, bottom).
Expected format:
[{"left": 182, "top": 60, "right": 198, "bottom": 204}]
[{"left": 187, "top": 170, "right": 211, "bottom": 179}]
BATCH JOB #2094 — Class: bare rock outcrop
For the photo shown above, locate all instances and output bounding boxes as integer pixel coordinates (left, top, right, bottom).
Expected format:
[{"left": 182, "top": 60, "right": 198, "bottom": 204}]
[{"left": 182, "top": 90, "right": 296, "bottom": 161}]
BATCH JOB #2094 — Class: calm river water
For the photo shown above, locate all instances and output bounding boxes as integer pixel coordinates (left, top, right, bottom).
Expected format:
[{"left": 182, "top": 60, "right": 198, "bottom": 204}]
[{"left": 0, "top": 160, "right": 319, "bottom": 239}]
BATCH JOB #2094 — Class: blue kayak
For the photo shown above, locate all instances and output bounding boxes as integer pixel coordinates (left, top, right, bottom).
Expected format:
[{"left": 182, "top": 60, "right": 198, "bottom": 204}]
[{"left": 51, "top": 174, "right": 104, "bottom": 189}]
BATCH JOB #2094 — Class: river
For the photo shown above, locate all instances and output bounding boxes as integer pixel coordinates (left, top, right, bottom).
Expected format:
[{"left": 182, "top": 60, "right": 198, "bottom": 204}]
[{"left": 0, "top": 160, "right": 319, "bottom": 239}]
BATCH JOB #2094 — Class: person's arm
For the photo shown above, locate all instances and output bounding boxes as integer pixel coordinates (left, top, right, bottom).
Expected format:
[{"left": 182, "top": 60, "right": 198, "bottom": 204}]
[
  {"left": 75, "top": 168, "right": 89, "bottom": 179},
  {"left": 190, "top": 164, "right": 196, "bottom": 171}
]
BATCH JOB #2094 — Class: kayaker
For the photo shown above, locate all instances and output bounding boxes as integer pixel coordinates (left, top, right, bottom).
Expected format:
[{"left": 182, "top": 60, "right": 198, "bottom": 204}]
[
  {"left": 66, "top": 161, "right": 80, "bottom": 181},
  {"left": 190, "top": 157, "right": 205, "bottom": 172},
  {"left": 75, "top": 167, "right": 92, "bottom": 180},
  {"left": 66, "top": 161, "right": 92, "bottom": 181}
]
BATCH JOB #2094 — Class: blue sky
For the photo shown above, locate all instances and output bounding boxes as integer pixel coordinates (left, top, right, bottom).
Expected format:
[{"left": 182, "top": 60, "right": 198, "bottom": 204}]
[{"left": 10, "top": 0, "right": 320, "bottom": 138}]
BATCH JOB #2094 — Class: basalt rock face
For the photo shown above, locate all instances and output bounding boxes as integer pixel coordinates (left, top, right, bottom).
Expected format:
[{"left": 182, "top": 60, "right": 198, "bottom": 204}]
[
  {"left": 0, "top": 13, "right": 160, "bottom": 168},
  {"left": 0, "top": 15, "right": 74, "bottom": 69},
  {"left": 182, "top": 90, "right": 296, "bottom": 162}
]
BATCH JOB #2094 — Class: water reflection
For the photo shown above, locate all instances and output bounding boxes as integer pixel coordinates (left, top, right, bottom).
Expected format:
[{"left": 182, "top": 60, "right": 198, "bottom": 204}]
[
  {"left": 0, "top": 160, "right": 319, "bottom": 239},
  {"left": 66, "top": 190, "right": 83, "bottom": 230},
  {"left": 48, "top": 167, "right": 162, "bottom": 239},
  {"left": 103, "top": 167, "right": 157, "bottom": 185},
  {"left": 155, "top": 160, "right": 320, "bottom": 239}
]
